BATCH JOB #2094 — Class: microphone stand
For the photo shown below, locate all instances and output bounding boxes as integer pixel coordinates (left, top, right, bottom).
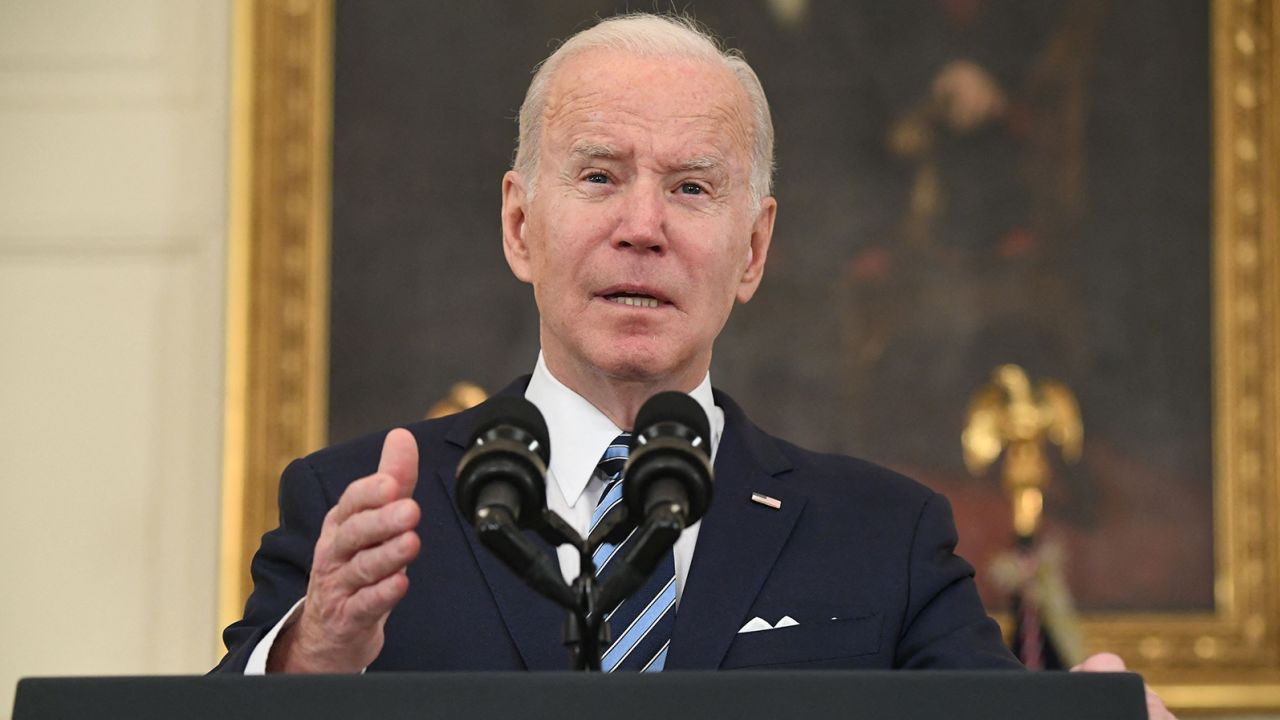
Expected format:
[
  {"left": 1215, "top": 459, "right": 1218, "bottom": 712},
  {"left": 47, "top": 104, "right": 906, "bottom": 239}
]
[
  {"left": 530, "top": 510, "right": 609, "bottom": 671},
  {"left": 481, "top": 506, "right": 683, "bottom": 671},
  {"left": 565, "top": 540, "right": 605, "bottom": 671}
]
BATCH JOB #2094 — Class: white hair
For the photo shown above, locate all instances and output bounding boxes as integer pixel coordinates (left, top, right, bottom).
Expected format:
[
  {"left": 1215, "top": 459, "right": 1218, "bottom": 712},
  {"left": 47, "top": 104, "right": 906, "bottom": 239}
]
[{"left": 513, "top": 13, "right": 776, "bottom": 208}]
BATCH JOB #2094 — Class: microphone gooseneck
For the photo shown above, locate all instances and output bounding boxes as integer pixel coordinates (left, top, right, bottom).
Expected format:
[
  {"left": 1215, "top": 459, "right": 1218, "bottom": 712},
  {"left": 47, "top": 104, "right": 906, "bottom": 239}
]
[
  {"left": 596, "top": 391, "right": 714, "bottom": 614},
  {"left": 454, "top": 397, "right": 574, "bottom": 607},
  {"left": 453, "top": 389, "right": 717, "bottom": 670}
]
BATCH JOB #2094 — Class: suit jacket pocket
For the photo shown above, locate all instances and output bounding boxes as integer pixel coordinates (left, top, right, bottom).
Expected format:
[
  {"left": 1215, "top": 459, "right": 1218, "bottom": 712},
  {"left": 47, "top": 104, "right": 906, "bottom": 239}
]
[{"left": 721, "top": 612, "right": 883, "bottom": 669}]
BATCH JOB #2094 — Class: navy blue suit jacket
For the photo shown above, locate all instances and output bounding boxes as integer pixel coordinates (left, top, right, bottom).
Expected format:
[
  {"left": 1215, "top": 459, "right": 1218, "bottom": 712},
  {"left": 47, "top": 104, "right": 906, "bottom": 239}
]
[{"left": 215, "top": 379, "right": 1021, "bottom": 672}]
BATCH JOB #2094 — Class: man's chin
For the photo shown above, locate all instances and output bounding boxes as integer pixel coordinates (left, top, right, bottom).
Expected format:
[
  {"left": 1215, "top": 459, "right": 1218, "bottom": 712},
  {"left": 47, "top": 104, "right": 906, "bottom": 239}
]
[
  {"left": 596, "top": 358, "right": 669, "bottom": 384},
  {"left": 588, "top": 348, "right": 686, "bottom": 386}
]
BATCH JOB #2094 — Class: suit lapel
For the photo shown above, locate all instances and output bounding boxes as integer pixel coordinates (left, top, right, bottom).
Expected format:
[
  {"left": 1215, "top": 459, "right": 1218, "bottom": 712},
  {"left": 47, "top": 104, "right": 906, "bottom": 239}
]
[
  {"left": 435, "top": 381, "right": 804, "bottom": 671},
  {"left": 665, "top": 391, "right": 806, "bottom": 670},
  {"left": 437, "top": 377, "right": 569, "bottom": 671}
]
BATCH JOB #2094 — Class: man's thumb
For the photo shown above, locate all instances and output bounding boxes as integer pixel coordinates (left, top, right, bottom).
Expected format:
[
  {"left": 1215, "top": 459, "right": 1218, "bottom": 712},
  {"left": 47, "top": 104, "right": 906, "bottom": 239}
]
[{"left": 378, "top": 428, "right": 419, "bottom": 496}]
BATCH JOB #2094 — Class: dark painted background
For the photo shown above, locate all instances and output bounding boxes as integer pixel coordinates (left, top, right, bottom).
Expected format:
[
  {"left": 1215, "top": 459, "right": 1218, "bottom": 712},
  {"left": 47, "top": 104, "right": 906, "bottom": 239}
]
[{"left": 329, "top": 0, "right": 1213, "bottom": 613}]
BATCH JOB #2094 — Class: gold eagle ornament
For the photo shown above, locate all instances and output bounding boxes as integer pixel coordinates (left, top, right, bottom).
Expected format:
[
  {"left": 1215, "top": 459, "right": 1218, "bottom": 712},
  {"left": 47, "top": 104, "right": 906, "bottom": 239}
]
[{"left": 962, "top": 364, "right": 1082, "bottom": 539}]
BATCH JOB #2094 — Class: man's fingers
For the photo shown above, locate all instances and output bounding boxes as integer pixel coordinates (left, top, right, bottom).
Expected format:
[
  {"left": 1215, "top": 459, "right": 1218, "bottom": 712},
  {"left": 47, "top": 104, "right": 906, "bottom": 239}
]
[
  {"left": 328, "top": 498, "right": 420, "bottom": 562},
  {"left": 346, "top": 566, "right": 413, "bottom": 625},
  {"left": 378, "top": 428, "right": 420, "bottom": 498},
  {"left": 321, "top": 430, "right": 419, "bottom": 532},
  {"left": 1072, "top": 652, "right": 1128, "bottom": 672},
  {"left": 335, "top": 530, "right": 421, "bottom": 593},
  {"left": 326, "top": 472, "right": 401, "bottom": 529},
  {"left": 296, "top": 429, "right": 422, "bottom": 668},
  {"left": 1072, "top": 653, "right": 1176, "bottom": 717},
  {"left": 1146, "top": 687, "right": 1177, "bottom": 720}
]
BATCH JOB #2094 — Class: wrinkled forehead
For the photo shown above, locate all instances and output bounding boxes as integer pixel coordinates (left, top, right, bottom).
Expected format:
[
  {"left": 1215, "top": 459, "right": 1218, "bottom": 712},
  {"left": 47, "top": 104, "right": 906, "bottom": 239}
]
[{"left": 540, "top": 49, "right": 754, "bottom": 169}]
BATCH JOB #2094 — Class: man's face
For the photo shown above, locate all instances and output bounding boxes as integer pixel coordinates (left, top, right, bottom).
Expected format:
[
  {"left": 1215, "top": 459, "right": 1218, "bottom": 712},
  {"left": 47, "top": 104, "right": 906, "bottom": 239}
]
[{"left": 502, "top": 49, "right": 775, "bottom": 389}]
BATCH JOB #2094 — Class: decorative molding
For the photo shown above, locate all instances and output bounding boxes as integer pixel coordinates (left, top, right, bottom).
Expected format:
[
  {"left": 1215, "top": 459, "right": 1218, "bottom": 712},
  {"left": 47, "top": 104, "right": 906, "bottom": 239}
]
[
  {"left": 1136, "top": 0, "right": 1280, "bottom": 710},
  {"left": 218, "top": 0, "right": 331, "bottom": 634},
  {"left": 0, "top": 235, "right": 207, "bottom": 256},
  {"left": 0, "top": 2, "right": 165, "bottom": 68},
  {"left": 0, "top": 1, "right": 210, "bottom": 107}
]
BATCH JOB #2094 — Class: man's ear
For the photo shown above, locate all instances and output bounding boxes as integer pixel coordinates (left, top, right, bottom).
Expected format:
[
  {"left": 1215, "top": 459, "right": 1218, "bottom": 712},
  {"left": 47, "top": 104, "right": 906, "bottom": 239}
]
[
  {"left": 501, "top": 170, "right": 534, "bottom": 283},
  {"left": 735, "top": 196, "right": 776, "bottom": 304}
]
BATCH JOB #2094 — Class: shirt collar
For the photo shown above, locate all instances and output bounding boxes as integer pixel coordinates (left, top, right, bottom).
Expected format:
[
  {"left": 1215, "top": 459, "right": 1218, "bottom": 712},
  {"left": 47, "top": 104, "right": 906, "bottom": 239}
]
[{"left": 524, "top": 352, "right": 721, "bottom": 510}]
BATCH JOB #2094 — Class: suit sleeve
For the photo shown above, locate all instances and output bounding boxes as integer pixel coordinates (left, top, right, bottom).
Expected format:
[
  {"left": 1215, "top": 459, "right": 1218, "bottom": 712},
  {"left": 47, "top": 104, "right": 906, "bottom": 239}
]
[
  {"left": 895, "top": 492, "right": 1025, "bottom": 670},
  {"left": 210, "top": 457, "right": 332, "bottom": 673}
]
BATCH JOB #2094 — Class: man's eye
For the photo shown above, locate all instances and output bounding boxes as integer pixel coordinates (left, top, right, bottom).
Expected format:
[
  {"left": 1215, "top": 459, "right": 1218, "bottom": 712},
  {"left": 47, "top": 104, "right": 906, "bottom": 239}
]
[
  {"left": 585, "top": 173, "right": 609, "bottom": 184},
  {"left": 679, "top": 182, "right": 705, "bottom": 195}
]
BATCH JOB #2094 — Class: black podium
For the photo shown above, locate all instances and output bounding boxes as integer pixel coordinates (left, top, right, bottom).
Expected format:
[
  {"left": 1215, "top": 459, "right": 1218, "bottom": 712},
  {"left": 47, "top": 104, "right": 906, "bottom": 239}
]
[{"left": 13, "top": 671, "right": 1146, "bottom": 720}]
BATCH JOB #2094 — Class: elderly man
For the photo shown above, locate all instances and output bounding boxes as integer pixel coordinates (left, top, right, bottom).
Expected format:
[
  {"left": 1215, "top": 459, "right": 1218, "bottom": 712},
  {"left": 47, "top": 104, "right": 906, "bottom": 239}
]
[{"left": 214, "top": 15, "right": 1172, "bottom": 715}]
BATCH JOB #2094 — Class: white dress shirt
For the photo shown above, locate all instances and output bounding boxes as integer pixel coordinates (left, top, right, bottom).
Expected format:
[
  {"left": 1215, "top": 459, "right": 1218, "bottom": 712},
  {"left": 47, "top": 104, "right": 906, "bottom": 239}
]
[
  {"left": 526, "top": 353, "right": 723, "bottom": 597},
  {"left": 243, "top": 353, "right": 723, "bottom": 674}
]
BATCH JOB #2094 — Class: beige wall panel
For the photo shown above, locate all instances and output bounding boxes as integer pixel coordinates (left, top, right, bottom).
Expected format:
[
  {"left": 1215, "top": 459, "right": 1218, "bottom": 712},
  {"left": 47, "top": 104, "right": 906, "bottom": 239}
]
[
  {"left": 0, "top": 0, "right": 230, "bottom": 712},
  {"left": 0, "top": 0, "right": 205, "bottom": 104},
  {"left": 0, "top": 0, "right": 223, "bottom": 239},
  {"left": 0, "top": 111, "right": 227, "bottom": 238},
  {"left": 0, "top": 253, "right": 221, "bottom": 666},
  {"left": 0, "top": 0, "right": 160, "bottom": 61}
]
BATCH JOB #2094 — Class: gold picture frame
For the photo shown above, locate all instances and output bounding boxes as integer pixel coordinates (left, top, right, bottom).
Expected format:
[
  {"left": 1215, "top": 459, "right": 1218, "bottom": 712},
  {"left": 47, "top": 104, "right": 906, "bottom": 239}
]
[
  {"left": 218, "top": 0, "right": 332, "bottom": 642},
  {"left": 218, "top": 0, "right": 1280, "bottom": 710}
]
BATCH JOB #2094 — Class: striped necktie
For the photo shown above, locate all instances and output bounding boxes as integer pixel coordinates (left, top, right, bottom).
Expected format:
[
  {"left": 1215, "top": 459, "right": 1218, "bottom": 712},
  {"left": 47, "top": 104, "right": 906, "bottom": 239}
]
[{"left": 589, "top": 432, "right": 677, "bottom": 672}]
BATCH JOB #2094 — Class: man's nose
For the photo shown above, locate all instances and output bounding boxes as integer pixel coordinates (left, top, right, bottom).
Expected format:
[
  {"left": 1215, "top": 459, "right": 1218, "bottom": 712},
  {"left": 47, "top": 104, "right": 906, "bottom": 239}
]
[{"left": 612, "top": 183, "right": 667, "bottom": 254}]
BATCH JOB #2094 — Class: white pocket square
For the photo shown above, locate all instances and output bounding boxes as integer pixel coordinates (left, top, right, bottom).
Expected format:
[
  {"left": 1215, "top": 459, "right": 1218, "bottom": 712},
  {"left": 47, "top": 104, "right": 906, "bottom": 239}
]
[{"left": 737, "top": 615, "right": 799, "bottom": 634}]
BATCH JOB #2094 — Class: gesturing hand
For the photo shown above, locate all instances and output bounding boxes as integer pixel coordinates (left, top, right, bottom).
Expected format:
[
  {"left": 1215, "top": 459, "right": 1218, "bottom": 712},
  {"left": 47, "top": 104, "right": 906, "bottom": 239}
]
[
  {"left": 268, "top": 428, "right": 422, "bottom": 673},
  {"left": 1073, "top": 652, "right": 1177, "bottom": 720}
]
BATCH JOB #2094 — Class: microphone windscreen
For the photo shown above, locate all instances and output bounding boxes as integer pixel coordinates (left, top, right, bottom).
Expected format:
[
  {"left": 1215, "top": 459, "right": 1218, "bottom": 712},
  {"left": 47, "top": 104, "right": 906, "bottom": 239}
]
[
  {"left": 633, "top": 391, "right": 710, "bottom": 454},
  {"left": 468, "top": 396, "right": 551, "bottom": 465}
]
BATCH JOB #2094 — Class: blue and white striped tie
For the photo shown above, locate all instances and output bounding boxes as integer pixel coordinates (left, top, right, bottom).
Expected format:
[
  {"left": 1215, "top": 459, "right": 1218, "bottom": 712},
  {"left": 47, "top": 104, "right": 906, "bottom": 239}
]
[{"left": 589, "top": 432, "right": 676, "bottom": 672}]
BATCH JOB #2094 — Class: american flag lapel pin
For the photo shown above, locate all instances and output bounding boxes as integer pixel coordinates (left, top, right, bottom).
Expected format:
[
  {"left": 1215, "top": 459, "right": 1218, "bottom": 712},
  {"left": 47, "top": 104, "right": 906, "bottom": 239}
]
[{"left": 751, "top": 492, "right": 782, "bottom": 510}]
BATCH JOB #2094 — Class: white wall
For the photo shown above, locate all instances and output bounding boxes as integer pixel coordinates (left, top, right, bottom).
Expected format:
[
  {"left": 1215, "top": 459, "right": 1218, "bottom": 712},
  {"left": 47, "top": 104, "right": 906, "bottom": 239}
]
[{"left": 0, "top": 0, "right": 229, "bottom": 711}]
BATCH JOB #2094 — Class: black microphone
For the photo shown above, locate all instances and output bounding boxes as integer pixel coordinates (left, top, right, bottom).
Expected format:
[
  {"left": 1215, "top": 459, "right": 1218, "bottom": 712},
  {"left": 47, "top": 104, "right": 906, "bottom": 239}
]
[
  {"left": 455, "top": 397, "right": 575, "bottom": 608},
  {"left": 623, "top": 391, "right": 714, "bottom": 528},
  {"left": 596, "top": 391, "right": 714, "bottom": 613},
  {"left": 455, "top": 396, "right": 550, "bottom": 529}
]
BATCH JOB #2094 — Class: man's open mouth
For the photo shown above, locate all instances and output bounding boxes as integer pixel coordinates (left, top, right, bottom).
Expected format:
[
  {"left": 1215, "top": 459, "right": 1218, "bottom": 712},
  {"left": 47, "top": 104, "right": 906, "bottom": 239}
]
[{"left": 604, "top": 292, "right": 662, "bottom": 309}]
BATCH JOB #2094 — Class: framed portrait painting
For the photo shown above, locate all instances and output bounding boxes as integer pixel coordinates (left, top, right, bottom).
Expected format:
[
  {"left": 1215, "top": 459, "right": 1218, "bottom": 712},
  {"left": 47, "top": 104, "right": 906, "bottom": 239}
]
[{"left": 220, "top": 0, "right": 1280, "bottom": 710}]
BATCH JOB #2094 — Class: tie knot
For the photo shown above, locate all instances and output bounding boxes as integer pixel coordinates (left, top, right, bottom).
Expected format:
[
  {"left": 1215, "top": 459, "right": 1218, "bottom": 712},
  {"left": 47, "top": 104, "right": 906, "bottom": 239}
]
[{"left": 597, "top": 432, "right": 632, "bottom": 482}]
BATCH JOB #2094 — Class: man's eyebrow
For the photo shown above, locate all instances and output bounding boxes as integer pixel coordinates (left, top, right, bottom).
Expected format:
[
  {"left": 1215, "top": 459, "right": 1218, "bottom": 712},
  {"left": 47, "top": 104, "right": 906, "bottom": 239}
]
[
  {"left": 678, "top": 155, "right": 724, "bottom": 172},
  {"left": 570, "top": 142, "right": 619, "bottom": 160}
]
